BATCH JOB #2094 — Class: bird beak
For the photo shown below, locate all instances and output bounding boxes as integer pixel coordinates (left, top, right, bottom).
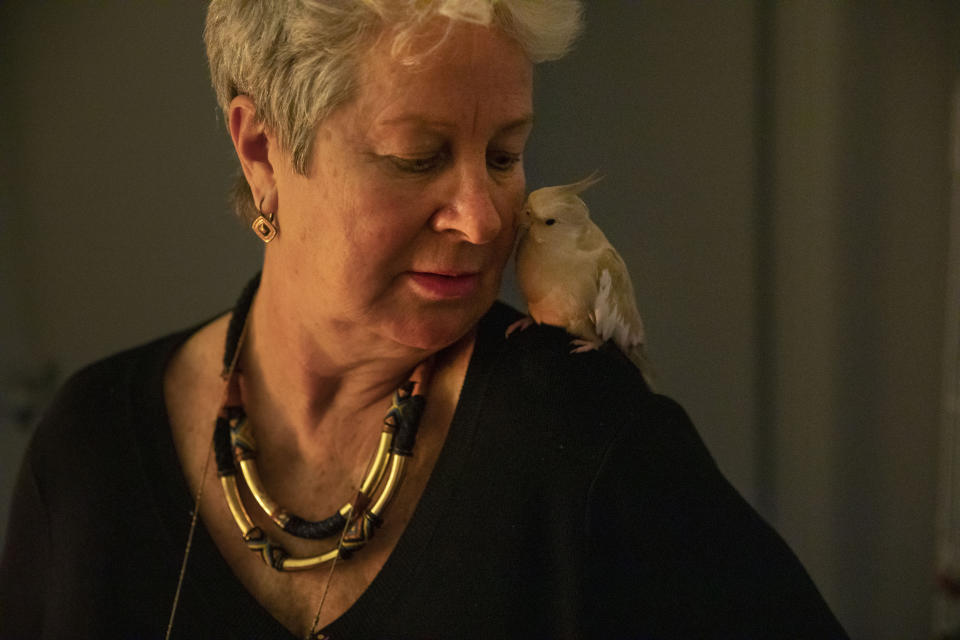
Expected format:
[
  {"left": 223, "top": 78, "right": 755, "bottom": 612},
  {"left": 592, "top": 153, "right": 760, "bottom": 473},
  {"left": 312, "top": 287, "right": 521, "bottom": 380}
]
[{"left": 516, "top": 206, "right": 532, "bottom": 230}]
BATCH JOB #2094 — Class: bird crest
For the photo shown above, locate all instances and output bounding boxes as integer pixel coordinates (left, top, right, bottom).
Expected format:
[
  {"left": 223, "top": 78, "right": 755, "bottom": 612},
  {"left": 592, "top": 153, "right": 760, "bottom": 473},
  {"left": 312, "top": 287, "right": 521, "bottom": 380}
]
[
  {"left": 527, "top": 172, "right": 602, "bottom": 212},
  {"left": 552, "top": 172, "right": 603, "bottom": 198},
  {"left": 523, "top": 172, "right": 603, "bottom": 230}
]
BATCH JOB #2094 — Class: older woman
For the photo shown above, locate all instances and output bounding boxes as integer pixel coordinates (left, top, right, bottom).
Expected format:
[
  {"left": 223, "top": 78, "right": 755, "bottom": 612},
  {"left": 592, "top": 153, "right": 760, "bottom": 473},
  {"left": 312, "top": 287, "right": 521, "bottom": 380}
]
[{"left": 0, "top": 1, "right": 847, "bottom": 639}]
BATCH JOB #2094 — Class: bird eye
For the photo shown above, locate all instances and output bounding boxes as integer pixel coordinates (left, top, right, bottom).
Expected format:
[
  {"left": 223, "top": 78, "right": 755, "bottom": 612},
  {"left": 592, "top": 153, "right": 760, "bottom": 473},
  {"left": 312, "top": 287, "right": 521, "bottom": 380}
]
[{"left": 545, "top": 218, "right": 556, "bottom": 226}]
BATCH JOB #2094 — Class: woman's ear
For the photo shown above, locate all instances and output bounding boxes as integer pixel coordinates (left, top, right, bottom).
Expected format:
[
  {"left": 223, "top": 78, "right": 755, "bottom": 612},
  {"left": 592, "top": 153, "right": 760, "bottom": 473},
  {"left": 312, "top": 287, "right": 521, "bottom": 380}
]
[{"left": 228, "top": 95, "right": 278, "bottom": 214}]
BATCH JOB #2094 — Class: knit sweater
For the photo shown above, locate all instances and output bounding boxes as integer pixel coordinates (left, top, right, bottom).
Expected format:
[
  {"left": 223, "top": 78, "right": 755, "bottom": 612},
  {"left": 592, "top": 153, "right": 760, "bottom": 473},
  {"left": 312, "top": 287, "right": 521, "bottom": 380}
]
[{"left": 0, "top": 302, "right": 847, "bottom": 639}]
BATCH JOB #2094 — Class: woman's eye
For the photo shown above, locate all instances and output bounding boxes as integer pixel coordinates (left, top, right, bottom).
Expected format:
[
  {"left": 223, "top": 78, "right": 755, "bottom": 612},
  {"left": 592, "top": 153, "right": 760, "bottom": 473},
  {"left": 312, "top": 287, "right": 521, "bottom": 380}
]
[
  {"left": 487, "top": 150, "right": 521, "bottom": 172},
  {"left": 389, "top": 154, "right": 444, "bottom": 174}
]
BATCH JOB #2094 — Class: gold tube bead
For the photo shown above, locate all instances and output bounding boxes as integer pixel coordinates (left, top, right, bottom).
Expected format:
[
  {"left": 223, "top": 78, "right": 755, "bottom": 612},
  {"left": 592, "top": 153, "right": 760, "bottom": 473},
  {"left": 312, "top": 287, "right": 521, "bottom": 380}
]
[
  {"left": 368, "top": 455, "right": 407, "bottom": 518},
  {"left": 238, "top": 458, "right": 284, "bottom": 519},
  {"left": 358, "top": 431, "right": 393, "bottom": 496},
  {"left": 277, "top": 547, "right": 344, "bottom": 571},
  {"left": 220, "top": 475, "right": 257, "bottom": 535}
]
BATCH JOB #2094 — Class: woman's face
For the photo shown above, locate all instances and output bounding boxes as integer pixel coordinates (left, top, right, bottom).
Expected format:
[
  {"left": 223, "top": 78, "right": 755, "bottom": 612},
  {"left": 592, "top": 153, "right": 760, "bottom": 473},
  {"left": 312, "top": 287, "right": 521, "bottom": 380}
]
[{"left": 266, "top": 20, "right": 533, "bottom": 353}]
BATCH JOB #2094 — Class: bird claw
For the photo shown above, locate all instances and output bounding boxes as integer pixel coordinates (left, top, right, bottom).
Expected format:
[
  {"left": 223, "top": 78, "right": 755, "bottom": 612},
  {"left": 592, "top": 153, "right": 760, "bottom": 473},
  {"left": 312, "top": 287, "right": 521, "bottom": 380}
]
[
  {"left": 570, "top": 338, "right": 602, "bottom": 354},
  {"left": 505, "top": 316, "right": 535, "bottom": 338}
]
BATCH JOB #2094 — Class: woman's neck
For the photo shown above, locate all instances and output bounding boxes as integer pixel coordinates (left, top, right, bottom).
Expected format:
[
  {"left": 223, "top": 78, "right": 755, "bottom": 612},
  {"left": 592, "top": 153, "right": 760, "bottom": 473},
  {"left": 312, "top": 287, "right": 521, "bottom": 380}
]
[
  {"left": 238, "top": 268, "right": 474, "bottom": 450},
  {"left": 249, "top": 315, "right": 408, "bottom": 431}
]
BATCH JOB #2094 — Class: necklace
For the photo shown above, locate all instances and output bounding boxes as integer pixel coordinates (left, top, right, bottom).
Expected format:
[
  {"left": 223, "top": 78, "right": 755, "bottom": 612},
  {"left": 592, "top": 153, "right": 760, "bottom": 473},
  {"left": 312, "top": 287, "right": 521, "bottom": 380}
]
[
  {"left": 214, "top": 371, "right": 430, "bottom": 570},
  {"left": 166, "top": 273, "right": 432, "bottom": 639}
]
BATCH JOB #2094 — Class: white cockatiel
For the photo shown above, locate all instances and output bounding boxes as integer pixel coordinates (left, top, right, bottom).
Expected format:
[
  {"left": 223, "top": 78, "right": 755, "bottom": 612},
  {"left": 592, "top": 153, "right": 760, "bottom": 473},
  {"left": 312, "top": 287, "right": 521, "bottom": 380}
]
[{"left": 508, "top": 175, "right": 653, "bottom": 386}]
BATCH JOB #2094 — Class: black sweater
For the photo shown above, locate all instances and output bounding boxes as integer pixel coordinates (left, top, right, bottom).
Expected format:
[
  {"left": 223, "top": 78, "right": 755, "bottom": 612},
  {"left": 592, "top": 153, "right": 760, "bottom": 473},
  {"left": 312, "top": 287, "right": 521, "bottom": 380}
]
[{"left": 0, "top": 302, "right": 847, "bottom": 639}]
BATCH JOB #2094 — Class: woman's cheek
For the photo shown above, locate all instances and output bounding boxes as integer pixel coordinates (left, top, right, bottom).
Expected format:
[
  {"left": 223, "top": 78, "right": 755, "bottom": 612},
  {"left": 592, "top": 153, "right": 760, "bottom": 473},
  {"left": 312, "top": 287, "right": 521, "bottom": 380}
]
[{"left": 499, "top": 185, "right": 526, "bottom": 231}]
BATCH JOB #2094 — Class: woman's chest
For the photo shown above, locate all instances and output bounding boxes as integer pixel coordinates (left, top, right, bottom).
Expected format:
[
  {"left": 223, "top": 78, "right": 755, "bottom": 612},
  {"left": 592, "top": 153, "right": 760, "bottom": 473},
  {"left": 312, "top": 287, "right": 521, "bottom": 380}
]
[{"left": 220, "top": 531, "right": 396, "bottom": 638}]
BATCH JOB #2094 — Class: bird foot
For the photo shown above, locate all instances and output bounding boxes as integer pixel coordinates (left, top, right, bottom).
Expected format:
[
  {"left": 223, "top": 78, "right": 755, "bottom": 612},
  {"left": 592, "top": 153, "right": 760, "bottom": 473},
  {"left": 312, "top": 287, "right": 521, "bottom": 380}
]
[
  {"left": 505, "top": 316, "right": 535, "bottom": 338},
  {"left": 570, "top": 338, "right": 602, "bottom": 354}
]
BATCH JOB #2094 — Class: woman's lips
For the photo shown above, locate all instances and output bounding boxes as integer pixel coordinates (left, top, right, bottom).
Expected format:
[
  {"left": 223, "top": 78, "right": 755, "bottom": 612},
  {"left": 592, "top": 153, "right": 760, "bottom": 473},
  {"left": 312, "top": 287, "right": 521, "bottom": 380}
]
[{"left": 408, "top": 271, "right": 481, "bottom": 299}]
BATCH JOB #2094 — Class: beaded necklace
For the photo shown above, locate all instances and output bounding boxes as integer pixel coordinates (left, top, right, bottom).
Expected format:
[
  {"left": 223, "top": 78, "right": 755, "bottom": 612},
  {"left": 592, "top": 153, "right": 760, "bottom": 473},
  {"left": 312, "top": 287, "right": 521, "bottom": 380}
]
[{"left": 166, "top": 273, "right": 431, "bottom": 639}]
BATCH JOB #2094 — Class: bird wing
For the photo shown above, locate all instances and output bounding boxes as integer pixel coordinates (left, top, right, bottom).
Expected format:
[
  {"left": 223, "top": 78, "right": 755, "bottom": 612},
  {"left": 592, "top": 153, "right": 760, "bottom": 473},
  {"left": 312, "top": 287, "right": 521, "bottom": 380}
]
[
  {"left": 516, "top": 234, "right": 597, "bottom": 335},
  {"left": 593, "top": 248, "right": 645, "bottom": 349}
]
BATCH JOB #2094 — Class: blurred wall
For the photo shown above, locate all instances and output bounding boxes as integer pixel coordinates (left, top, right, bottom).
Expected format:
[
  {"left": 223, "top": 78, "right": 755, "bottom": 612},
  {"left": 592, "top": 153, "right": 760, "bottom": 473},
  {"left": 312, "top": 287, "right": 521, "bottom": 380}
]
[
  {"left": 0, "top": 0, "right": 263, "bottom": 537},
  {"left": 1, "top": 2, "right": 957, "bottom": 638},
  {"left": 762, "top": 5, "right": 954, "bottom": 636}
]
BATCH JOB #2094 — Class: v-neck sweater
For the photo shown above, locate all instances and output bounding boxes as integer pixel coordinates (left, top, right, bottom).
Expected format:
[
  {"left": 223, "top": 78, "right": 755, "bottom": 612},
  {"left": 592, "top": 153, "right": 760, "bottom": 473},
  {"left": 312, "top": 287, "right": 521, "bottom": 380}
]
[{"left": 0, "top": 302, "right": 847, "bottom": 639}]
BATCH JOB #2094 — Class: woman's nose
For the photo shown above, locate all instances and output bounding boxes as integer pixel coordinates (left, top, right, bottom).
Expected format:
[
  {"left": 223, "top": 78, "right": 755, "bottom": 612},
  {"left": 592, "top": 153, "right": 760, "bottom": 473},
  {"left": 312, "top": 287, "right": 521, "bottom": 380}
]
[{"left": 430, "top": 166, "right": 503, "bottom": 245}]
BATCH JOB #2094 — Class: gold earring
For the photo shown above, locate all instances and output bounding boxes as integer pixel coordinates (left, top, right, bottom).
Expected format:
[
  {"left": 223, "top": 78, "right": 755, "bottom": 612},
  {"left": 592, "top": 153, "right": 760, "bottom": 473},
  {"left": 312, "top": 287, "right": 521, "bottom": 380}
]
[{"left": 252, "top": 196, "right": 278, "bottom": 243}]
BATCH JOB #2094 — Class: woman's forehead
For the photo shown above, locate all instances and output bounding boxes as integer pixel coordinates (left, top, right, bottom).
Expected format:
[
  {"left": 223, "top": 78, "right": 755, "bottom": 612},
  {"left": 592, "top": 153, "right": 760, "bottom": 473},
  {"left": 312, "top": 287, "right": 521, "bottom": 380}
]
[{"left": 350, "top": 20, "right": 533, "bottom": 130}]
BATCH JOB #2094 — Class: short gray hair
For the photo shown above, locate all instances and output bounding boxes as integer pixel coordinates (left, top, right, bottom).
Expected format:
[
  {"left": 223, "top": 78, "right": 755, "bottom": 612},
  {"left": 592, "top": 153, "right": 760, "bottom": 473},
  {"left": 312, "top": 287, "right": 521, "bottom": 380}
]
[{"left": 204, "top": 0, "right": 584, "bottom": 223}]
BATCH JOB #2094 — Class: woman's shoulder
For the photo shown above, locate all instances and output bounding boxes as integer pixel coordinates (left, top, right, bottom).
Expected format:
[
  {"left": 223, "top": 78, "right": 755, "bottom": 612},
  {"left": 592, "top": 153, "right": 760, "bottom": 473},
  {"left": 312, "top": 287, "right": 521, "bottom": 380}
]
[
  {"left": 479, "top": 301, "right": 648, "bottom": 393},
  {"left": 474, "top": 301, "right": 699, "bottom": 458},
  {"left": 48, "top": 327, "right": 194, "bottom": 411},
  {"left": 477, "top": 301, "right": 664, "bottom": 423},
  {"left": 24, "top": 324, "right": 199, "bottom": 474}
]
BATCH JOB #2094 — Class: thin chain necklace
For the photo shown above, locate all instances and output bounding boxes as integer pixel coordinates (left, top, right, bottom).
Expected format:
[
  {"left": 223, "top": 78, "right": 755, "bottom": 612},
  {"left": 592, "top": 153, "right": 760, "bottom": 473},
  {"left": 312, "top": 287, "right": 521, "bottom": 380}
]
[{"left": 165, "top": 274, "right": 431, "bottom": 639}]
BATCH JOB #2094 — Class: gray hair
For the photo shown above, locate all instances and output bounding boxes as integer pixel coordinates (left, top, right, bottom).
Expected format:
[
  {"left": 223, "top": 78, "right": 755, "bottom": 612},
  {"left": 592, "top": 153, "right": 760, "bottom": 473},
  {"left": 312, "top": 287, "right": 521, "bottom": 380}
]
[{"left": 204, "top": 0, "right": 584, "bottom": 223}]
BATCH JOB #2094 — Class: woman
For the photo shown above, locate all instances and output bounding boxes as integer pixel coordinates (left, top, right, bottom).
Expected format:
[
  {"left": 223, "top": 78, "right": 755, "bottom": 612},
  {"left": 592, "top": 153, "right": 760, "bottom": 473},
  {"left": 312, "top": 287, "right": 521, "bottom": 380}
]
[{"left": 0, "top": 1, "right": 847, "bottom": 638}]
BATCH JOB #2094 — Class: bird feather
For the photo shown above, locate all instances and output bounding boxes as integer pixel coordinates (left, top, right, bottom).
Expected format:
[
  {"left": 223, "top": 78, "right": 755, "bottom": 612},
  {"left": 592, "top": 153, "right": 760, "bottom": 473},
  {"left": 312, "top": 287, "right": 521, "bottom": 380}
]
[{"left": 511, "top": 175, "right": 653, "bottom": 386}]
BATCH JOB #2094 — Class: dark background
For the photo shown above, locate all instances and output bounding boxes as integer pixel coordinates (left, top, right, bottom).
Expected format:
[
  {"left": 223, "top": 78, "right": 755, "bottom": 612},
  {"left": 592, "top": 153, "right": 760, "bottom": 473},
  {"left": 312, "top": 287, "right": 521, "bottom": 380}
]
[{"left": 2, "top": 2, "right": 958, "bottom": 637}]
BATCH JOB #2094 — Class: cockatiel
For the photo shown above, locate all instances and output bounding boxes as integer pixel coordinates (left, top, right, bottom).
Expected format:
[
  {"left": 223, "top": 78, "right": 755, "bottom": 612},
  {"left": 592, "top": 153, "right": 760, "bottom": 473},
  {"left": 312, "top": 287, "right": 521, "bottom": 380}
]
[{"left": 508, "top": 175, "right": 654, "bottom": 386}]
